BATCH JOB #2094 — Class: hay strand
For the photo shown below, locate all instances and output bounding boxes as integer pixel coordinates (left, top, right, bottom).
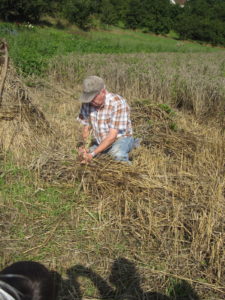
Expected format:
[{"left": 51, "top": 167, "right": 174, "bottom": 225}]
[{"left": 0, "top": 39, "right": 9, "bottom": 106}]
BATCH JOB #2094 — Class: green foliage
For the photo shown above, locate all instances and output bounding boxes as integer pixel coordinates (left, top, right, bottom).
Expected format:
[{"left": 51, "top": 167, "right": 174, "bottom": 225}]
[
  {"left": 141, "top": 0, "right": 172, "bottom": 34},
  {"left": 125, "top": 0, "right": 144, "bottom": 30},
  {"left": 61, "top": 0, "right": 93, "bottom": 31},
  {"left": 169, "top": 122, "right": 178, "bottom": 131},
  {"left": 110, "top": 0, "right": 130, "bottom": 23},
  {"left": 1, "top": 22, "right": 222, "bottom": 76},
  {"left": 174, "top": 0, "right": 225, "bottom": 46},
  {"left": 0, "top": 0, "right": 224, "bottom": 46},
  {"left": 166, "top": 279, "right": 200, "bottom": 299},
  {"left": 0, "top": 163, "right": 79, "bottom": 218},
  {"left": 158, "top": 103, "right": 175, "bottom": 115},
  {"left": 0, "top": 0, "right": 53, "bottom": 22},
  {"left": 0, "top": 23, "right": 18, "bottom": 35},
  {"left": 100, "top": 0, "right": 118, "bottom": 26},
  {"left": 126, "top": 0, "right": 172, "bottom": 34}
]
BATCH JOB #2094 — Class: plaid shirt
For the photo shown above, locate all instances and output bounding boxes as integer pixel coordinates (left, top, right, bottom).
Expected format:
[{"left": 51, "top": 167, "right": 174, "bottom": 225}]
[{"left": 77, "top": 92, "right": 133, "bottom": 144}]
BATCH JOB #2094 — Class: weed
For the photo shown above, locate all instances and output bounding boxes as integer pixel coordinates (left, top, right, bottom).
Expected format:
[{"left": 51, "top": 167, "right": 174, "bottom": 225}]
[
  {"left": 158, "top": 103, "right": 175, "bottom": 115},
  {"left": 169, "top": 122, "right": 178, "bottom": 131},
  {"left": 166, "top": 279, "right": 200, "bottom": 299}
]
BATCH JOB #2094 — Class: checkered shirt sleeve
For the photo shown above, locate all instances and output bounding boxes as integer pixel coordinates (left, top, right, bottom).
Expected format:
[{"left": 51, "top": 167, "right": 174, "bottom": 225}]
[{"left": 77, "top": 104, "right": 90, "bottom": 126}]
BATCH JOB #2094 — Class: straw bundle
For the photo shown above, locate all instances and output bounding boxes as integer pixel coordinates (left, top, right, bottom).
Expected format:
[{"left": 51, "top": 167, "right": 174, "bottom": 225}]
[
  {"left": 132, "top": 101, "right": 200, "bottom": 160},
  {"left": 0, "top": 39, "right": 53, "bottom": 161}
]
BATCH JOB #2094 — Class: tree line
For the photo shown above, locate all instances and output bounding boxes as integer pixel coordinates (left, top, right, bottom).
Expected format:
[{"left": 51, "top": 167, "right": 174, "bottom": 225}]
[{"left": 0, "top": 0, "right": 225, "bottom": 46}]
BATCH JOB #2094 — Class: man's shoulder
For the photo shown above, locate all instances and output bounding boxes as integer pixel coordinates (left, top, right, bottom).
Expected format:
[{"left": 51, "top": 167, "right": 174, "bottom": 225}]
[{"left": 106, "top": 93, "right": 127, "bottom": 106}]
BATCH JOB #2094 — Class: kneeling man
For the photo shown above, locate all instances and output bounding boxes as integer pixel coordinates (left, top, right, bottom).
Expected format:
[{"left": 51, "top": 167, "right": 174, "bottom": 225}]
[{"left": 77, "top": 75, "right": 137, "bottom": 163}]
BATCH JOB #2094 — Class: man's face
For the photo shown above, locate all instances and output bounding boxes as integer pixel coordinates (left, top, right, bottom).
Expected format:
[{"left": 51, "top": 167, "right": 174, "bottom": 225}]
[{"left": 90, "top": 89, "right": 106, "bottom": 107}]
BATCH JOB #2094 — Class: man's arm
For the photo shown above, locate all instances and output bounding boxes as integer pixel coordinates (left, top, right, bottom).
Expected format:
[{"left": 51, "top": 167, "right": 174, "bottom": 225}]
[
  {"left": 82, "top": 128, "right": 118, "bottom": 162},
  {"left": 92, "top": 128, "right": 118, "bottom": 155},
  {"left": 78, "top": 125, "right": 91, "bottom": 157},
  {"left": 82, "top": 125, "right": 91, "bottom": 145},
  {"left": 77, "top": 103, "right": 91, "bottom": 145}
]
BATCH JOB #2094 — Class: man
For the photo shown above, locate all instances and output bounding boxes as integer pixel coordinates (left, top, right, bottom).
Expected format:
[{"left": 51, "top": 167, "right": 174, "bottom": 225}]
[{"left": 77, "top": 75, "right": 137, "bottom": 163}]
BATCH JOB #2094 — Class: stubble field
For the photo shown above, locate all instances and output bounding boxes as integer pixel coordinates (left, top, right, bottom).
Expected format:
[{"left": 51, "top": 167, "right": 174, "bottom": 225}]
[{"left": 0, "top": 31, "right": 225, "bottom": 300}]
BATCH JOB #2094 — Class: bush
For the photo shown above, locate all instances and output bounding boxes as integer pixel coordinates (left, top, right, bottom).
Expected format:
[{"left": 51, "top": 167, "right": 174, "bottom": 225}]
[
  {"left": 125, "top": 0, "right": 144, "bottom": 29},
  {"left": 61, "top": 0, "right": 93, "bottom": 30},
  {"left": 100, "top": 0, "right": 118, "bottom": 26},
  {"left": 174, "top": 0, "right": 225, "bottom": 46},
  {"left": 0, "top": 0, "right": 53, "bottom": 22},
  {"left": 125, "top": 0, "right": 172, "bottom": 34}
]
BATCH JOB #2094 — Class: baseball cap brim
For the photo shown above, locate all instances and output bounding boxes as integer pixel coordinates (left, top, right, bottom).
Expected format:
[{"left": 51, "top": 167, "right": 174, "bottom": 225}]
[{"left": 79, "top": 91, "right": 99, "bottom": 103}]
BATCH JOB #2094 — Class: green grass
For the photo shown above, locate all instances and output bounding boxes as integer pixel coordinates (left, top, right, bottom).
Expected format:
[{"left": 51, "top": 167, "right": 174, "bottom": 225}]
[
  {"left": 0, "top": 165, "right": 77, "bottom": 218},
  {"left": 0, "top": 158, "right": 132, "bottom": 267},
  {"left": 89, "top": 29, "right": 221, "bottom": 53},
  {"left": 0, "top": 160, "right": 82, "bottom": 264},
  {"left": 0, "top": 22, "right": 224, "bottom": 76}
]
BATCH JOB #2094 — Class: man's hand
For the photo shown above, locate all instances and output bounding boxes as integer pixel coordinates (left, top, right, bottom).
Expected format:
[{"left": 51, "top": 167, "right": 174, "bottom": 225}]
[
  {"left": 78, "top": 128, "right": 118, "bottom": 164},
  {"left": 78, "top": 146, "right": 90, "bottom": 164},
  {"left": 78, "top": 146, "right": 88, "bottom": 156},
  {"left": 78, "top": 146, "right": 91, "bottom": 163},
  {"left": 80, "top": 151, "right": 93, "bottom": 164}
]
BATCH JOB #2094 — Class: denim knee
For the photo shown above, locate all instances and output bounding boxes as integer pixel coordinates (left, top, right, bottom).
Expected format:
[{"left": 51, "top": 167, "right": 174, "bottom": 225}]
[{"left": 110, "top": 151, "right": 129, "bottom": 162}]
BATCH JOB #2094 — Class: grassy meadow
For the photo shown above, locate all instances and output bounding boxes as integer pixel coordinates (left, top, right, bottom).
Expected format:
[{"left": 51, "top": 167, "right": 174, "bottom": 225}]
[{"left": 0, "top": 23, "right": 225, "bottom": 300}]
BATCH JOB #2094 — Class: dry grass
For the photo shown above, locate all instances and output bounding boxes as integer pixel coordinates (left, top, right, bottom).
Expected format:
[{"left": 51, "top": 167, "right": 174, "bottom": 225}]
[
  {"left": 0, "top": 52, "right": 225, "bottom": 299},
  {"left": 48, "top": 52, "right": 225, "bottom": 125},
  {"left": 0, "top": 59, "right": 54, "bottom": 162}
]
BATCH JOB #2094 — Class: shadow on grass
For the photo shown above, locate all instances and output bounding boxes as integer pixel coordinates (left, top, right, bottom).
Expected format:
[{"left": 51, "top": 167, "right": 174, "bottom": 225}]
[
  {"left": 0, "top": 258, "right": 200, "bottom": 300},
  {"left": 61, "top": 257, "right": 200, "bottom": 300}
]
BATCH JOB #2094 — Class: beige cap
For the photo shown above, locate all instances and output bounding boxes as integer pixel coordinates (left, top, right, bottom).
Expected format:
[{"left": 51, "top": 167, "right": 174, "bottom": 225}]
[{"left": 79, "top": 76, "right": 105, "bottom": 103}]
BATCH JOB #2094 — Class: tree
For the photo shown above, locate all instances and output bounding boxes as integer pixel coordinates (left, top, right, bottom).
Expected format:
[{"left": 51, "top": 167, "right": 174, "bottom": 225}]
[
  {"left": 0, "top": 0, "right": 53, "bottom": 22},
  {"left": 62, "top": 0, "right": 93, "bottom": 30},
  {"left": 142, "top": 0, "right": 172, "bottom": 34},
  {"left": 100, "top": 0, "right": 117, "bottom": 25},
  {"left": 110, "top": 0, "right": 130, "bottom": 24},
  {"left": 126, "top": 0, "right": 172, "bottom": 34},
  {"left": 174, "top": 0, "right": 225, "bottom": 45},
  {"left": 125, "top": 0, "right": 144, "bottom": 29}
]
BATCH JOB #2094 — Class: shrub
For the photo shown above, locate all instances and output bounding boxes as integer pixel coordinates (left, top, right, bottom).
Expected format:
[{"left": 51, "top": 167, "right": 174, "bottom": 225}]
[
  {"left": 0, "top": 0, "right": 53, "bottom": 22},
  {"left": 126, "top": 0, "right": 172, "bottom": 34},
  {"left": 61, "top": 0, "right": 93, "bottom": 30},
  {"left": 174, "top": 0, "right": 225, "bottom": 46}
]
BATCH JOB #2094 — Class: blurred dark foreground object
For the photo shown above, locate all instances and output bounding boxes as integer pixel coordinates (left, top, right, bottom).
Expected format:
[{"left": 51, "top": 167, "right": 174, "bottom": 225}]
[{"left": 0, "top": 261, "right": 58, "bottom": 300}]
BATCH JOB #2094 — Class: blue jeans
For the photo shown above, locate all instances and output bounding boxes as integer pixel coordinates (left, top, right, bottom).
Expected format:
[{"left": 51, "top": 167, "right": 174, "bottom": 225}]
[{"left": 89, "top": 136, "right": 139, "bottom": 162}]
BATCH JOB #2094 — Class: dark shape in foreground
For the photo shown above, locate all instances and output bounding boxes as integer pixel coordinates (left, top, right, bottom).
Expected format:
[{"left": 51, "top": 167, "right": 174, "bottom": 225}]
[
  {"left": 0, "top": 258, "right": 200, "bottom": 300},
  {"left": 0, "top": 261, "right": 58, "bottom": 300}
]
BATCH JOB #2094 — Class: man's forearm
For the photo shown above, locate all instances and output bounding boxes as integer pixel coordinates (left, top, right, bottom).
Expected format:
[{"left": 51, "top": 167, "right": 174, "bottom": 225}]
[
  {"left": 82, "top": 126, "right": 90, "bottom": 146},
  {"left": 92, "top": 129, "right": 118, "bottom": 155},
  {"left": 92, "top": 136, "right": 116, "bottom": 155}
]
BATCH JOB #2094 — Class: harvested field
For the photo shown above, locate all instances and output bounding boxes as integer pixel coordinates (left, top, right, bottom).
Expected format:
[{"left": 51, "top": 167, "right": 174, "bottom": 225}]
[{"left": 0, "top": 49, "right": 224, "bottom": 299}]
